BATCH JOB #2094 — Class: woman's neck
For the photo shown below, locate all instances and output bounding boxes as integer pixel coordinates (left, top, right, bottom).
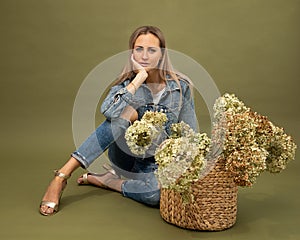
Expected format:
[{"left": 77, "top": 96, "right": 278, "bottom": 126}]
[
  {"left": 145, "top": 70, "right": 161, "bottom": 83},
  {"left": 145, "top": 70, "right": 166, "bottom": 94}
]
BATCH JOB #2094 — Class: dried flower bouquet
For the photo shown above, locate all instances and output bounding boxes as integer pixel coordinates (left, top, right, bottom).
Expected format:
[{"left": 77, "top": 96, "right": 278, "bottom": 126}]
[{"left": 125, "top": 93, "right": 297, "bottom": 193}]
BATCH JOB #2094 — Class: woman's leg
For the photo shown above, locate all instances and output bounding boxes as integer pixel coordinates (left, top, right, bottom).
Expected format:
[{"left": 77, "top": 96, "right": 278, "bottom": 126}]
[
  {"left": 71, "top": 118, "right": 130, "bottom": 168},
  {"left": 40, "top": 120, "right": 124, "bottom": 215},
  {"left": 39, "top": 157, "right": 81, "bottom": 215},
  {"left": 120, "top": 161, "right": 160, "bottom": 207},
  {"left": 81, "top": 160, "right": 160, "bottom": 207},
  {"left": 81, "top": 142, "right": 160, "bottom": 207},
  {"left": 39, "top": 107, "right": 136, "bottom": 215},
  {"left": 106, "top": 136, "right": 160, "bottom": 206}
]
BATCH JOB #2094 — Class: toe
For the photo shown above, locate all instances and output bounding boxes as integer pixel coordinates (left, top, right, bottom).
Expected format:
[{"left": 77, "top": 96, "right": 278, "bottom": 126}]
[
  {"left": 39, "top": 205, "right": 46, "bottom": 215},
  {"left": 77, "top": 174, "right": 88, "bottom": 185},
  {"left": 45, "top": 207, "right": 54, "bottom": 215},
  {"left": 40, "top": 205, "right": 52, "bottom": 215},
  {"left": 77, "top": 176, "right": 83, "bottom": 184}
]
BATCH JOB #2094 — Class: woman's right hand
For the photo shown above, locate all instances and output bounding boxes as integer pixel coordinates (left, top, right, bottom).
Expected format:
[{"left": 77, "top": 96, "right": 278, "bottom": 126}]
[{"left": 131, "top": 54, "right": 148, "bottom": 80}]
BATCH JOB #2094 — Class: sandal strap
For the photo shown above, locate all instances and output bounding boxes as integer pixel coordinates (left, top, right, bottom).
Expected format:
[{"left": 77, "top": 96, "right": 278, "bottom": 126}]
[
  {"left": 102, "top": 163, "right": 118, "bottom": 177},
  {"left": 82, "top": 173, "right": 89, "bottom": 184},
  {"left": 40, "top": 201, "right": 59, "bottom": 212},
  {"left": 54, "top": 170, "right": 71, "bottom": 180}
]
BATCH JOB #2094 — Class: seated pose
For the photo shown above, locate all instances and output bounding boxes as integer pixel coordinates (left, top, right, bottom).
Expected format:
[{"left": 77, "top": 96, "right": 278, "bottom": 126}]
[{"left": 39, "top": 25, "right": 197, "bottom": 216}]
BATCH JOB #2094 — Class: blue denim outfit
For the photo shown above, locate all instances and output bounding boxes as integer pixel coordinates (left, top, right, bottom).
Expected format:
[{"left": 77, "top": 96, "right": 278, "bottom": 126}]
[{"left": 72, "top": 76, "right": 197, "bottom": 206}]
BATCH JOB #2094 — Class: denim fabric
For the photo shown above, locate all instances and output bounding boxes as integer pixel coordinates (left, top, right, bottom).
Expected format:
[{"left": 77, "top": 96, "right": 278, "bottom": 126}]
[
  {"left": 108, "top": 142, "right": 159, "bottom": 206},
  {"left": 72, "top": 76, "right": 197, "bottom": 206},
  {"left": 72, "top": 118, "right": 160, "bottom": 206},
  {"left": 71, "top": 118, "right": 130, "bottom": 168},
  {"left": 101, "top": 76, "right": 197, "bottom": 131},
  {"left": 121, "top": 160, "right": 160, "bottom": 207}
]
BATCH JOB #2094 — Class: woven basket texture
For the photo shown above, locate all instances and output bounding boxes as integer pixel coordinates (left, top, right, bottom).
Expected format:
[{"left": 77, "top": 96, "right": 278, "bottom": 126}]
[{"left": 160, "top": 156, "right": 238, "bottom": 231}]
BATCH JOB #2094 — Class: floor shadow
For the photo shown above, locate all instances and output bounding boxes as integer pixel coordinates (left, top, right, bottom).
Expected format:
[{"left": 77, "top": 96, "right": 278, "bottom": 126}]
[{"left": 59, "top": 187, "right": 115, "bottom": 210}]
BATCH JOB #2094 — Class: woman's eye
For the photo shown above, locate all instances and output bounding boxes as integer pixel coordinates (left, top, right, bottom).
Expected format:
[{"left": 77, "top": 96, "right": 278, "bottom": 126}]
[
  {"left": 148, "top": 48, "right": 157, "bottom": 53},
  {"left": 135, "top": 47, "right": 143, "bottom": 52}
]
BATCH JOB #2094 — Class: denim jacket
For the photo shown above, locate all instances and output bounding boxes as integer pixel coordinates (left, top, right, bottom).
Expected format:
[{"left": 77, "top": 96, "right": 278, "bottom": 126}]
[{"left": 101, "top": 75, "right": 197, "bottom": 133}]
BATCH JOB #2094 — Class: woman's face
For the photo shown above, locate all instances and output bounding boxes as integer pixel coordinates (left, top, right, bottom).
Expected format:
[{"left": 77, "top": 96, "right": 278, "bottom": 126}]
[{"left": 132, "top": 33, "right": 162, "bottom": 72}]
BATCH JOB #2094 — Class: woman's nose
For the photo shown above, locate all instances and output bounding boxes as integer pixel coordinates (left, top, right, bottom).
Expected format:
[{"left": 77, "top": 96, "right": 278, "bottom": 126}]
[{"left": 142, "top": 50, "right": 149, "bottom": 60}]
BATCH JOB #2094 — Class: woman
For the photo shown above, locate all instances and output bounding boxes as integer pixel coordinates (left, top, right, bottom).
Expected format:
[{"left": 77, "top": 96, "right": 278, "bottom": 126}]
[{"left": 39, "top": 26, "right": 197, "bottom": 216}]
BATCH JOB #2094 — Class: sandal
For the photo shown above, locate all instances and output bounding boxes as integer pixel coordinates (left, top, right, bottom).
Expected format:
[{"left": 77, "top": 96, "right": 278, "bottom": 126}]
[
  {"left": 78, "top": 163, "right": 119, "bottom": 187},
  {"left": 102, "top": 163, "right": 119, "bottom": 177},
  {"left": 39, "top": 170, "right": 70, "bottom": 216}
]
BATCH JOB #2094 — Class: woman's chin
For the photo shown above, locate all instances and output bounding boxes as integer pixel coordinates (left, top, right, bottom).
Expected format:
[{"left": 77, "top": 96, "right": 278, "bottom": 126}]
[{"left": 146, "top": 67, "right": 159, "bottom": 73}]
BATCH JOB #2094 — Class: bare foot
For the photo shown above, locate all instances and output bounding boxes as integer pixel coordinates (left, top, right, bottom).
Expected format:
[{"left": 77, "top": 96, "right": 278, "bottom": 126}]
[{"left": 39, "top": 177, "right": 66, "bottom": 215}]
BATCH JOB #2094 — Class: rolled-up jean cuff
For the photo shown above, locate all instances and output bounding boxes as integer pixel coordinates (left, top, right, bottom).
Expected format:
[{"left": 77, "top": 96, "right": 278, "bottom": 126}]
[
  {"left": 121, "top": 181, "right": 128, "bottom": 197},
  {"left": 71, "top": 151, "right": 89, "bottom": 169}
]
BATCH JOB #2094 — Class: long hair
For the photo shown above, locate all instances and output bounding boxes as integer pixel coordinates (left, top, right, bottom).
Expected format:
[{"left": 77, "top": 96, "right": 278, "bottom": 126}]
[
  {"left": 112, "top": 26, "right": 194, "bottom": 109},
  {"left": 115, "top": 26, "right": 180, "bottom": 84}
]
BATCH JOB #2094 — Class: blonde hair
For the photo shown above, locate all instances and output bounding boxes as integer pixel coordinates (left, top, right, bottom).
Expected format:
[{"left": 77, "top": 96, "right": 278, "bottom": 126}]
[
  {"left": 115, "top": 26, "right": 180, "bottom": 84},
  {"left": 112, "top": 26, "right": 193, "bottom": 108}
]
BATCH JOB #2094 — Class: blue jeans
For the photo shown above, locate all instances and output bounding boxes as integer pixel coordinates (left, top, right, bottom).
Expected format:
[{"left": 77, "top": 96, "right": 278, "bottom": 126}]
[
  {"left": 108, "top": 140, "right": 160, "bottom": 207},
  {"left": 71, "top": 118, "right": 160, "bottom": 207}
]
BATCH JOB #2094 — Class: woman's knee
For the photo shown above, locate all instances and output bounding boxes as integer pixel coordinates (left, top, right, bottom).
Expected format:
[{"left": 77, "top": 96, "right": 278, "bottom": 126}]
[
  {"left": 140, "top": 190, "right": 160, "bottom": 207},
  {"left": 122, "top": 178, "right": 160, "bottom": 206}
]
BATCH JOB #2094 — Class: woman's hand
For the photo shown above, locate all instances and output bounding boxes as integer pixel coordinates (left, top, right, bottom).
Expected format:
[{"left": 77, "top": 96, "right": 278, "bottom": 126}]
[
  {"left": 126, "top": 55, "right": 148, "bottom": 95},
  {"left": 131, "top": 54, "right": 148, "bottom": 80}
]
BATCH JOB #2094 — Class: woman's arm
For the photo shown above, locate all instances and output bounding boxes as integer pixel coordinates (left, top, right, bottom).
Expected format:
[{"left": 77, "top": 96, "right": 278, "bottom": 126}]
[{"left": 101, "top": 56, "right": 147, "bottom": 119}]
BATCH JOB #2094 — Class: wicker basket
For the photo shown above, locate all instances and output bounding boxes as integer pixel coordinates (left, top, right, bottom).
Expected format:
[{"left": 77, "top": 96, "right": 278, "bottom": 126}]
[{"left": 160, "top": 156, "right": 238, "bottom": 231}]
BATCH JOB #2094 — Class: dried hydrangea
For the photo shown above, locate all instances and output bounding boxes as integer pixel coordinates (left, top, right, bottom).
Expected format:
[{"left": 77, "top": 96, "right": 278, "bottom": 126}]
[
  {"left": 213, "top": 93, "right": 297, "bottom": 187},
  {"left": 252, "top": 112, "right": 273, "bottom": 148},
  {"left": 125, "top": 111, "right": 167, "bottom": 156},
  {"left": 213, "top": 93, "right": 249, "bottom": 121},
  {"left": 169, "top": 121, "right": 196, "bottom": 139},
  {"left": 125, "top": 93, "right": 297, "bottom": 197},
  {"left": 125, "top": 112, "right": 211, "bottom": 200},
  {"left": 226, "top": 146, "right": 268, "bottom": 187},
  {"left": 265, "top": 122, "right": 297, "bottom": 173},
  {"left": 155, "top": 122, "right": 211, "bottom": 202},
  {"left": 141, "top": 111, "right": 168, "bottom": 128}
]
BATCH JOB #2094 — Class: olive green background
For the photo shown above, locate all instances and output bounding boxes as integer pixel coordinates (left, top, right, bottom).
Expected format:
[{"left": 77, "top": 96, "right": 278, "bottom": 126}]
[{"left": 0, "top": 0, "right": 299, "bottom": 239}]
